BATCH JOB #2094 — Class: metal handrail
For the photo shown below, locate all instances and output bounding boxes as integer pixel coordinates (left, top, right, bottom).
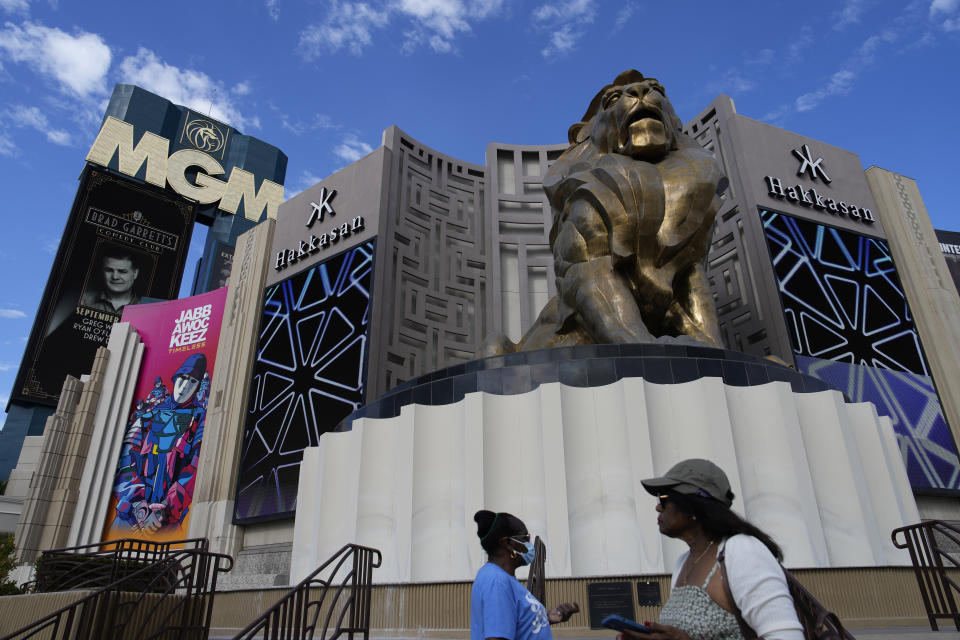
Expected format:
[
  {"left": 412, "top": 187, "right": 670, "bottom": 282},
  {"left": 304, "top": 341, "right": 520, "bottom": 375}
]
[
  {"left": 26, "top": 538, "right": 211, "bottom": 593},
  {"left": 232, "top": 543, "right": 382, "bottom": 640},
  {"left": 2, "top": 547, "right": 233, "bottom": 640},
  {"left": 892, "top": 520, "right": 960, "bottom": 631}
]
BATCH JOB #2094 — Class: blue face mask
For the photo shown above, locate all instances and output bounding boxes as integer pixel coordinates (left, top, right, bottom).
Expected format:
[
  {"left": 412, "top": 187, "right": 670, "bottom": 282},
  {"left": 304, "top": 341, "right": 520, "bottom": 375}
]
[{"left": 511, "top": 538, "right": 536, "bottom": 566}]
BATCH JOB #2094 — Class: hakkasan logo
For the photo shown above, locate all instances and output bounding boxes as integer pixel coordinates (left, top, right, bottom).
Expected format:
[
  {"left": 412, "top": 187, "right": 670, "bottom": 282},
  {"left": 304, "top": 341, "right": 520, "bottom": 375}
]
[
  {"left": 182, "top": 115, "right": 228, "bottom": 157},
  {"left": 762, "top": 144, "right": 874, "bottom": 224}
]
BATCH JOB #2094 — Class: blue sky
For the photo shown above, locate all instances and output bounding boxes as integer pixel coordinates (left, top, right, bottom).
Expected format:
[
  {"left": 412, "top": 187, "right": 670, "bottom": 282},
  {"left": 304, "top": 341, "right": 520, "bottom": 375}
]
[{"left": 0, "top": 0, "right": 957, "bottom": 425}]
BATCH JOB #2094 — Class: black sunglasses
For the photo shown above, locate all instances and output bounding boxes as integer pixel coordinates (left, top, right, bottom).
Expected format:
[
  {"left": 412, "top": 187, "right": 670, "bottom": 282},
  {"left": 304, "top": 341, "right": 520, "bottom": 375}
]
[{"left": 659, "top": 488, "right": 714, "bottom": 508}]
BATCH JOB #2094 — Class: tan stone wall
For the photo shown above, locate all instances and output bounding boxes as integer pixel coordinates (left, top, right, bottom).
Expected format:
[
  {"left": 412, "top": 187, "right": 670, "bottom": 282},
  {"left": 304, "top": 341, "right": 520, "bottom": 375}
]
[
  {"left": 13, "top": 346, "right": 111, "bottom": 562},
  {"left": 205, "top": 567, "right": 934, "bottom": 635},
  {"left": 188, "top": 219, "right": 275, "bottom": 557},
  {"left": 0, "top": 568, "right": 938, "bottom": 635},
  {"left": 66, "top": 323, "right": 144, "bottom": 547},
  {"left": 865, "top": 167, "right": 960, "bottom": 458}
]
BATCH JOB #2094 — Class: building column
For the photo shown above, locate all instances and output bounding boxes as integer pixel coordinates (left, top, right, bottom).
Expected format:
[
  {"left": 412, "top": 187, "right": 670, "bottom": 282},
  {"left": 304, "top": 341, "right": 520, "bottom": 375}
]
[
  {"left": 865, "top": 167, "right": 960, "bottom": 454},
  {"left": 65, "top": 323, "right": 144, "bottom": 547},
  {"left": 188, "top": 219, "right": 274, "bottom": 557}
]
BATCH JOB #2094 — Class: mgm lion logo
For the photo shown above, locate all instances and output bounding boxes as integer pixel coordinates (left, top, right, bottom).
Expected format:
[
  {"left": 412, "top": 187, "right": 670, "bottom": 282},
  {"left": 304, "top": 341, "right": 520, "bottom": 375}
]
[
  {"left": 482, "top": 70, "right": 726, "bottom": 355},
  {"left": 184, "top": 118, "right": 226, "bottom": 154}
]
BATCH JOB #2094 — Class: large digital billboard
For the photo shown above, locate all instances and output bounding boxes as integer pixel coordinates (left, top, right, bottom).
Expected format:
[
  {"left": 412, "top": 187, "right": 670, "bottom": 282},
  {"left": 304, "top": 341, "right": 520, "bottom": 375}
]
[
  {"left": 761, "top": 209, "right": 960, "bottom": 490},
  {"left": 936, "top": 229, "right": 960, "bottom": 296},
  {"left": 12, "top": 167, "right": 194, "bottom": 406},
  {"left": 102, "top": 287, "right": 227, "bottom": 542},
  {"left": 235, "top": 241, "right": 374, "bottom": 522}
]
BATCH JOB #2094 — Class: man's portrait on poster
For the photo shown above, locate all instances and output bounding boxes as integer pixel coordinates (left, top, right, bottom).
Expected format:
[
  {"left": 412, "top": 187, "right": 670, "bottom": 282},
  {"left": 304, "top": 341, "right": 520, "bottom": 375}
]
[{"left": 80, "top": 243, "right": 150, "bottom": 314}]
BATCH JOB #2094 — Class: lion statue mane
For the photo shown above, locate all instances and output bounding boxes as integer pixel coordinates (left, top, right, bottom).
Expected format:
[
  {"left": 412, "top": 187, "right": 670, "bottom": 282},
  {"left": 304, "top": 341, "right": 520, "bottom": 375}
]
[{"left": 481, "top": 69, "right": 726, "bottom": 356}]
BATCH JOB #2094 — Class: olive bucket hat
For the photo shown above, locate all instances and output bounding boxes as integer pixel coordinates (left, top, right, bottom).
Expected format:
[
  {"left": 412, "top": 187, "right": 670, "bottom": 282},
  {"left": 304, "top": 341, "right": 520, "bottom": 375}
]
[{"left": 641, "top": 458, "right": 735, "bottom": 507}]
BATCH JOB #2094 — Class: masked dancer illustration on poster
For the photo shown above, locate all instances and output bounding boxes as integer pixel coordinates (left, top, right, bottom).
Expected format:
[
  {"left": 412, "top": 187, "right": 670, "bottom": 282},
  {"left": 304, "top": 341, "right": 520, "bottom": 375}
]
[
  {"left": 111, "top": 353, "right": 209, "bottom": 533},
  {"left": 102, "top": 287, "right": 227, "bottom": 541}
]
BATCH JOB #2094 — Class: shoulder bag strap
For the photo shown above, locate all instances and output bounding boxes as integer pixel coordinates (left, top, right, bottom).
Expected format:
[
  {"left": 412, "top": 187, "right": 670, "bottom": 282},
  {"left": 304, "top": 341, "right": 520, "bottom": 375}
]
[{"left": 718, "top": 547, "right": 759, "bottom": 640}]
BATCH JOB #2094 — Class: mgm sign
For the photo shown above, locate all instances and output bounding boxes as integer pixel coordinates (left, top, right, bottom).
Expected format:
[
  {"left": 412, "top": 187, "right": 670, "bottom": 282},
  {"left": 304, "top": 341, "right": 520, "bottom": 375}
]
[{"left": 11, "top": 84, "right": 287, "bottom": 406}]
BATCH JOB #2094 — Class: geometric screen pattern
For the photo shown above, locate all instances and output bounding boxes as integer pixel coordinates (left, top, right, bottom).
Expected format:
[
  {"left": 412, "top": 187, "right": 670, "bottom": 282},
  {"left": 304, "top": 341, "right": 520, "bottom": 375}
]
[
  {"left": 234, "top": 240, "right": 375, "bottom": 522},
  {"left": 761, "top": 210, "right": 959, "bottom": 489},
  {"left": 797, "top": 356, "right": 960, "bottom": 490},
  {"left": 761, "top": 209, "right": 925, "bottom": 373}
]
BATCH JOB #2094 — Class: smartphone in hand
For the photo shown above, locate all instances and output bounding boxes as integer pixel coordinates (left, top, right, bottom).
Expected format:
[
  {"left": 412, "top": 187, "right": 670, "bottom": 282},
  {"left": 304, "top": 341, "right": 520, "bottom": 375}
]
[{"left": 600, "top": 614, "right": 651, "bottom": 634}]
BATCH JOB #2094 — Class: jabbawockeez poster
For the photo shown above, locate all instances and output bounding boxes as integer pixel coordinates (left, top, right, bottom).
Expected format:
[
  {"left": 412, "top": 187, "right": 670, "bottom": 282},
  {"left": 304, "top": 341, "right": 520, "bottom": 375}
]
[{"left": 101, "top": 287, "right": 227, "bottom": 542}]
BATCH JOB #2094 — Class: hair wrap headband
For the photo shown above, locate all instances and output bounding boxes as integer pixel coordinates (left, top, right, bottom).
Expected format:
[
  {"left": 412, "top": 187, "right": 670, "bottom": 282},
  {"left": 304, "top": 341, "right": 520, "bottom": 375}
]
[{"left": 479, "top": 513, "right": 500, "bottom": 543}]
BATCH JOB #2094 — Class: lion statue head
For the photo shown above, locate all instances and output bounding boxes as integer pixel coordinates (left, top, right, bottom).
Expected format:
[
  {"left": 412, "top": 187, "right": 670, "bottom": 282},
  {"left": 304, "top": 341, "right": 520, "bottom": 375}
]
[
  {"left": 568, "top": 70, "right": 684, "bottom": 161},
  {"left": 480, "top": 70, "right": 725, "bottom": 357}
]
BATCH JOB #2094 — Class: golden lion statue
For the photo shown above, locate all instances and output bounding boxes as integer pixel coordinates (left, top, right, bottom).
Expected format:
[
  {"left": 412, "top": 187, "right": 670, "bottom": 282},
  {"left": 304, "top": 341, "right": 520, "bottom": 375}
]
[{"left": 481, "top": 70, "right": 726, "bottom": 356}]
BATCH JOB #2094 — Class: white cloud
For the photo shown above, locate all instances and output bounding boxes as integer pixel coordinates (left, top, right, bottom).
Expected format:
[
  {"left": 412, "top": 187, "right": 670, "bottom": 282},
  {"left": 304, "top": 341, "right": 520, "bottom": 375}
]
[
  {"left": 0, "top": 308, "right": 26, "bottom": 318},
  {"left": 394, "top": 0, "right": 499, "bottom": 42},
  {"left": 299, "top": 2, "right": 390, "bottom": 56},
  {"left": 333, "top": 134, "right": 373, "bottom": 163},
  {"left": 233, "top": 80, "right": 252, "bottom": 96},
  {"left": 532, "top": 0, "right": 595, "bottom": 22},
  {"left": 118, "top": 48, "right": 257, "bottom": 130},
  {"left": 0, "top": 362, "right": 14, "bottom": 371},
  {"left": 0, "top": 0, "right": 29, "bottom": 15},
  {"left": 43, "top": 237, "right": 58, "bottom": 253},
  {"left": 787, "top": 24, "right": 814, "bottom": 62},
  {"left": 0, "top": 133, "right": 14, "bottom": 156},
  {"left": 931, "top": 0, "right": 960, "bottom": 29},
  {"left": 281, "top": 112, "right": 335, "bottom": 136},
  {"left": 707, "top": 70, "right": 757, "bottom": 95},
  {"left": 746, "top": 48, "right": 775, "bottom": 65},
  {"left": 834, "top": 0, "right": 867, "bottom": 30},
  {"left": 795, "top": 69, "right": 856, "bottom": 111},
  {"left": 541, "top": 24, "right": 581, "bottom": 57},
  {"left": 858, "top": 28, "right": 899, "bottom": 60},
  {"left": 761, "top": 104, "right": 791, "bottom": 127},
  {"left": 4, "top": 104, "right": 72, "bottom": 145},
  {"left": 46, "top": 128, "right": 70, "bottom": 145},
  {"left": 291, "top": 170, "right": 326, "bottom": 196},
  {"left": 613, "top": 3, "right": 635, "bottom": 30},
  {"left": 266, "top": 0, "right": 279, "bottom": 20},
  {"left": 931, "top": 0, "right": 959, "bottom": 15},
  {"left": 0, "top": 21, "right": 111, "bottom": 98},
  {"left": 299, "top": 0, "right": 504, "bottom": 57},
  {"left": 794, "top": 24, "right": 901, "bottom": 113},
  {"left": 532, "top": 0, "right": 595, "bottom": 58},
  {"left": 906, "top": 30, "right": 936, "bottom": 48}
]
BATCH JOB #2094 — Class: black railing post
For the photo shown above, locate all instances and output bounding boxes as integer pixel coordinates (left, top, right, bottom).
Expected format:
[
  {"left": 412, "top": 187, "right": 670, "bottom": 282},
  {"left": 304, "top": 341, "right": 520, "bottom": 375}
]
[
  {"left": 1, "top": 541, "right": 233, "bottom": 640},
  {"left": 230, "top": 543, "right": 382, "bottom": 640},
  {"left": 893, "top": 520, "right": 960, "bottom": 632}
]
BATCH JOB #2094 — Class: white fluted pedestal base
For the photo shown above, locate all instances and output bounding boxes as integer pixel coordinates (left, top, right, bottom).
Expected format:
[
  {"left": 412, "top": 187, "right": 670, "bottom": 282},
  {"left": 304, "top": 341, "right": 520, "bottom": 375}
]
[{"left": 292, "top": 377, "right": 918, "bottom": 584}]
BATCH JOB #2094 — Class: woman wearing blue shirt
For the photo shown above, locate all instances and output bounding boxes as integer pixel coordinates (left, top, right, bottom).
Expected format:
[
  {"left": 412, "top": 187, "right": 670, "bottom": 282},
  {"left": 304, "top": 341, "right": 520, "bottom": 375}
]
[{"left": 471, "top": 510, "right": 579, "bottom": 640}]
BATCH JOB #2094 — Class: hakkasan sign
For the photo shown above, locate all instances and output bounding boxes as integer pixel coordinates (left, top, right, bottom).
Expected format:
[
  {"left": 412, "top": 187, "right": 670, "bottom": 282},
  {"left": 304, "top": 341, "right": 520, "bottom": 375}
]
[{"left": 101, "top": 287, "right": 227, "bottom": 542}]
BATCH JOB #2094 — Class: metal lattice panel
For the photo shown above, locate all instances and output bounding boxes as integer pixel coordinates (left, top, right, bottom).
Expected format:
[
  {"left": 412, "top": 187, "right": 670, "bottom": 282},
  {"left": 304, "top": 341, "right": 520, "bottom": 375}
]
[{"left": 368, "top": 128, "right": 490, "bottom": 400}]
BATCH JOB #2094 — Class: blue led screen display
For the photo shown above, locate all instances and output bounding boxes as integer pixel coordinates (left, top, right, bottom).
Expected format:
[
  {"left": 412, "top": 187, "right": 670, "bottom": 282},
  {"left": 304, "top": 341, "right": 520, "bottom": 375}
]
[
  {"left": 760, "top": 209, "right": 959, "bottom": 490},
  {"left": 234, "top": 240, "right": 375, "bottom": 522}
]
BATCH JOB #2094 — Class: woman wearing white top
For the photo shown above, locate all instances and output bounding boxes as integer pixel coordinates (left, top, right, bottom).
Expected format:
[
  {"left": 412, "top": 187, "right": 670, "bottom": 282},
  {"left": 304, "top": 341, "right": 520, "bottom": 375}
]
[{"left": 620, "top": 459, "right": 804, "bottom": 640}]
